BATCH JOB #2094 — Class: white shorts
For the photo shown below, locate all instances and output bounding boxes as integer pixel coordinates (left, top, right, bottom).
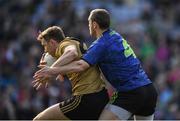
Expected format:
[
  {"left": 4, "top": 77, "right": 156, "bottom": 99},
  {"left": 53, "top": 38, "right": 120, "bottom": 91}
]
[{"left": 105, "top": 104, "right": 154, "bottom": 120}]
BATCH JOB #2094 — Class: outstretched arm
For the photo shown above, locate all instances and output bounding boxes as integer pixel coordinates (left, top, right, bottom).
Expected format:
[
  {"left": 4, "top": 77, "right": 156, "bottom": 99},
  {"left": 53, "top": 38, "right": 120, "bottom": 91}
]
[
  {"left": 34, "top": 59, "right": 90, "bottom": 80},
  {"left": 50, "top": 59, "right": 90, "bottom": 74},
  {"left": 52, "top": 45, "right": 78, "bottom": 67}
]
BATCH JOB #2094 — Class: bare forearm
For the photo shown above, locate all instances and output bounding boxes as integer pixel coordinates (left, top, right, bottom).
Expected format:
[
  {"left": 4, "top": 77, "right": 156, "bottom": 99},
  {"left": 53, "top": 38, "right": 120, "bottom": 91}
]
[
  {"left": 51, "top": 50, "right": 78, "bottom": 68},
  {"left": 50, "top": 60, "right": 89, "bottom": 75},
  {"left": 50, "top": 61, "right": 82, "bottom": 75}
]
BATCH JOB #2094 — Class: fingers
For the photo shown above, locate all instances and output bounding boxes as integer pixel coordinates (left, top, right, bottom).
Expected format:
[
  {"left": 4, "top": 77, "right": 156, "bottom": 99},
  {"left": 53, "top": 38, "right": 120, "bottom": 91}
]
[
  {"left": 32, "top": 81, "right": 42, "bottom": 90},
  {"left": 56, "top": 74, "right": 65, "bottom": 82},
  {"left": 36, "top": 83, "right": 42, "bottom": 90},
  {"left": 33, "top": 81, "right": 40, "bottom": 88},
  {"left": 32, "top": 77, "right": 45, "bottom": 84},
  {"left": 33, "top": 73, "right": 45, "bottom": 80},
  {"left": 38, "top": 53, "right": 47, "bottom": 68},
  {"left": 34, "top": 69, "right": 43, "bottom": 76},
  {"left": 38, "top": 61, "right": 47, "bottom": 69},
  {"left": 34, "top": 67, "right": 48, "bottom": 78},
  {"left": 36, "top": 66, "right": 49, "bottom": 74},
  {"left": 38, "top": 64, "right": 46, "bottom": 68},
  {"left": 45, "top": 82, "right": 49, "bottom": 88},
  {"left": 32, "top": 78, "right": 48, "bottom": 90},
  {"left": 33, "top": 52, "right": 51, "bottom": 90},
  {"left": 40, "top": 61, "right": 47, "bottom": 65},
  {"left": 32, "top": 79, "right": 40, "bottom": 84},
  {"left": 40, "top": 53, "right": 46, "bottom": 63}
]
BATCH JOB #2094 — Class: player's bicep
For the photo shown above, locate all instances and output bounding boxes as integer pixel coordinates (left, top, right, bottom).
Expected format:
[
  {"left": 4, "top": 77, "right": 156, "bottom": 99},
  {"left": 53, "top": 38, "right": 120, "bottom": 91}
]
[
  {"left": 63, "top": 45, "right": 77, "bottom": 53},
  {"left": 63, "top": 45, "right": 78, "bottom": 55},
  {"left": 51, "top": 44, "right": 79, "bottom": 67},
  {"left": 60, "top": 44, "right": 79, "bottom": 60}
]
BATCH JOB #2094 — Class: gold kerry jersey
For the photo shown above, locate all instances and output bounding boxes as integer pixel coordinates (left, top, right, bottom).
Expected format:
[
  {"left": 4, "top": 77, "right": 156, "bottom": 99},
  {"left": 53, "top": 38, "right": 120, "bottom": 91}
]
[{"left": 55, "top": 37, "right": 105, "bottom": 95}]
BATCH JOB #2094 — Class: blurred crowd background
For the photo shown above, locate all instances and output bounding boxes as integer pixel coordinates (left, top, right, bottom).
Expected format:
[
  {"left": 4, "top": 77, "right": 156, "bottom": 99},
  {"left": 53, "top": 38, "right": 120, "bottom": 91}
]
[{"left": 0, "top": 0, "right": 180, "bottom": 119}]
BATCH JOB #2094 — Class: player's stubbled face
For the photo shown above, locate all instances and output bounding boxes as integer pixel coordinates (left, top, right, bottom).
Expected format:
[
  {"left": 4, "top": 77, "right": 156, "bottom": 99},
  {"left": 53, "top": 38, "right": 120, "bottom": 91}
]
[{"left": 41, "top": 39, "right": 51, "bottom": 54}]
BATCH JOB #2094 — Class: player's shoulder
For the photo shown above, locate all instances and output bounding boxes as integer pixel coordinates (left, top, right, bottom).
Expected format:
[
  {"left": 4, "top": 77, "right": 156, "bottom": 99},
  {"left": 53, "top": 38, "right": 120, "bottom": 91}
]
[
  {"left": 63, "top": 37, "right": 87, "bottom": 54},
  {"left": 60, "top": 37, "right": 79, "bottom": 44},
  {"left": 58, "top": 37, "right": 80, "bottom": 50}
]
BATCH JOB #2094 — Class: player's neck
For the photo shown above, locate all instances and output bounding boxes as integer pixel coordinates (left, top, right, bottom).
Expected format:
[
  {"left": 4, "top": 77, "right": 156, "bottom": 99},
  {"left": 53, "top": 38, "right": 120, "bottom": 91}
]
[{"left": 96, "top": 29, "right": 107, "bottom": 39}]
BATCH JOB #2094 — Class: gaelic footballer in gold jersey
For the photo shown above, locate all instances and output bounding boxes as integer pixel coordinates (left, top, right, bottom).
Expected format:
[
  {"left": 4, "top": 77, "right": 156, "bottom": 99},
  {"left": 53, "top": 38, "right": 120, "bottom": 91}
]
[{"left": 33, "top": 26, "right": 109, "bottom": 120}]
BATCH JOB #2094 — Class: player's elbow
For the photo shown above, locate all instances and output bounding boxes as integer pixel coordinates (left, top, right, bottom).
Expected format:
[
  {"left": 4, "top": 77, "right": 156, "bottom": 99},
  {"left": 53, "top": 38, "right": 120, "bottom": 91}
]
[{"left": 75, "top": 60, "right": 89, "bottom": 72}]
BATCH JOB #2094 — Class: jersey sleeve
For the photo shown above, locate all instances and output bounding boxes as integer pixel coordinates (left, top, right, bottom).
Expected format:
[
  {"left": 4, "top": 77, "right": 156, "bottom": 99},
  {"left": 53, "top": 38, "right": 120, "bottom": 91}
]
[
  {"left": 82, "top": 39, "right": 106, "bottom": 66},
  {"left": 56, "top": 39, "right": 82, "bottom": 58}
]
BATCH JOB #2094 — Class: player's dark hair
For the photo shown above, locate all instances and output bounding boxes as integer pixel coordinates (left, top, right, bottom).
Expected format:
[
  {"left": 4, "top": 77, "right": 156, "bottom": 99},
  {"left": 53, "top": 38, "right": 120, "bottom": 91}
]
[
  {"left": 38, "top": 26, "right": 65, "bottom": 42},
  {"left": 89, "top": 9, "right": 110, "bottom": 30}
]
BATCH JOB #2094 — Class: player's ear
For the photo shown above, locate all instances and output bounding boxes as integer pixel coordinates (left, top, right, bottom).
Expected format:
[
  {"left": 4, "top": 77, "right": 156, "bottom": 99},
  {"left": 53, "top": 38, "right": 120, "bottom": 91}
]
[{"left": 92, "top": 21, "right": 97, "bottom": 29}]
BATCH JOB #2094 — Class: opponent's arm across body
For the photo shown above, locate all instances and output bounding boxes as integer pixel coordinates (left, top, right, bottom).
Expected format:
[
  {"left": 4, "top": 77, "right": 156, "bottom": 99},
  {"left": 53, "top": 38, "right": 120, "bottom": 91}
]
[
  {"left": 34, "top": 36, "right": 105, "bottom": 84},
  {"left": 33, "top": 44, "right": 85, "bottom": 89}
]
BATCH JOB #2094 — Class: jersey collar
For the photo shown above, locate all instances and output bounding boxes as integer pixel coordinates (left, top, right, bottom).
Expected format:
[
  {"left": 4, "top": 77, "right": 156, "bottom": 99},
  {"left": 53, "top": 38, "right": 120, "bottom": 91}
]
[{"left": 102, "top": 28, "right": 111, "bottom": 36}]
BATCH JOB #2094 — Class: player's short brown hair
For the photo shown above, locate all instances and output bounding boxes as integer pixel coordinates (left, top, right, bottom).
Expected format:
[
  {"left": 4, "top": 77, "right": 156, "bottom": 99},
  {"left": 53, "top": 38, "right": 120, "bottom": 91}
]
[
  {"left": 37, "top": 26, "right": 65, "bottom": 42},
  {"left": 89, "top": 9, "right": 110, "bottom": 30}
]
